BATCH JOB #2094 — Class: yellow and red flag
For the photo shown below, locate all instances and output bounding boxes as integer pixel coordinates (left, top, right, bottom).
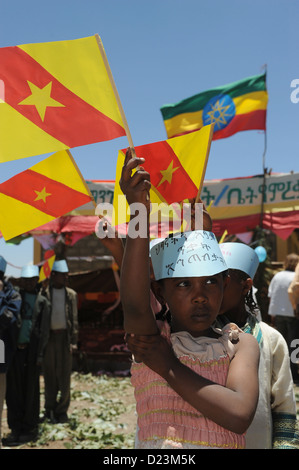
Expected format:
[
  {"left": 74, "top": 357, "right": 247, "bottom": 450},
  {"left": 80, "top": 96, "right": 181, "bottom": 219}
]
[
  {"left": 112, "top": 124, "right": 214, "bottom": 231},
  {"left": 39, "top": 254, "right": 56, "bottom": 282},
  {"left": 0, "top": 35, "right": 126, "bottom": 163},
  {"left": 0, "top": 149, "right": 94, "bottom": 240}
]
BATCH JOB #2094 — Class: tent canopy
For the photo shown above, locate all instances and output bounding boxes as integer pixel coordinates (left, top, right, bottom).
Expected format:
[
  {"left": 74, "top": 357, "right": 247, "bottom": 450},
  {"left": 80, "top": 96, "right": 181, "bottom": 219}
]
[{"left": 4, "top": 173, "right": 299, "bottom": 245}]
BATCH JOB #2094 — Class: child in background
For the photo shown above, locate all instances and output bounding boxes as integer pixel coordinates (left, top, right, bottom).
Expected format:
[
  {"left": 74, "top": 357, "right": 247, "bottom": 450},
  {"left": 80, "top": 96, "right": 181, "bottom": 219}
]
[
  {"left": 218, "top": 242, "right": 298, "bottom": 449},
  {"left": 120, "top": 150, "right": 259, "bottom": 449}
]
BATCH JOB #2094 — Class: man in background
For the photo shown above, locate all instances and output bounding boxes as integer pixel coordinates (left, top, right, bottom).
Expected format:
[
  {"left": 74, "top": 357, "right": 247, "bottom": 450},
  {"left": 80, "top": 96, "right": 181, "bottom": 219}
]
[
  {"left": 42, "top": 259, "right": 78, "bottom": 423},
  {"left": 268, "top": 253, "right": 299, "bottom": 383},
  {"left": 0, "top": 256, "right": 21, "bottom": 448},
  {"left": 4, "top": 265, "right": 50, "bottom": 446}
]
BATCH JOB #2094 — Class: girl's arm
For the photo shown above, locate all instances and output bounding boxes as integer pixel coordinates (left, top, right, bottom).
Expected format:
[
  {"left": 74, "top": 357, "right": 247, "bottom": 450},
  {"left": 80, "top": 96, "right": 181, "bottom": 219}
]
[
  {"left": 119, "top": 150, "right": 158, "bottom": 336},
  {"left": 126, "top": 332, "right": 259, "bottom": 434}
]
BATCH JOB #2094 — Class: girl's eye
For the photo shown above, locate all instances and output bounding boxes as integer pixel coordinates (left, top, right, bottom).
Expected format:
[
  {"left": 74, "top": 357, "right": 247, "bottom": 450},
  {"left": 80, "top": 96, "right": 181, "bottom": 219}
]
[
  {"left": 206, "top": 277, "right": 217, "bottom": 285},
  {"left": 177, "top": 280, "right": 190, "bottom": 287}
]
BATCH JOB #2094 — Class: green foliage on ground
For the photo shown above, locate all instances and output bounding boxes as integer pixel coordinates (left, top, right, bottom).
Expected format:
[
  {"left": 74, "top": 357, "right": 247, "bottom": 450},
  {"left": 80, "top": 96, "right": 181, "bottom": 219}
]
[{"left": 28, "top": 372, "right": 135, "bottom": 449}]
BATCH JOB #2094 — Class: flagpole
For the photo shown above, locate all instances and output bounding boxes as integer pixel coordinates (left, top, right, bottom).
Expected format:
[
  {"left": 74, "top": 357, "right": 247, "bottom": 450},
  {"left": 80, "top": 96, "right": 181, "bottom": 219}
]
[
  {"left": 260, "top": 65, "right": 268, "bottom": 229},
  {"left": 259, "top": 132, "right": 267, "bottom": 229},
  {"left": 195, "top": 123, "right": 214, "bottom": 203},
  {"left": 262, "top": 64, "right": 268, "bottom": 174},
  {"left": 95, "top": 34, "right": 136, "bottom": 158}
]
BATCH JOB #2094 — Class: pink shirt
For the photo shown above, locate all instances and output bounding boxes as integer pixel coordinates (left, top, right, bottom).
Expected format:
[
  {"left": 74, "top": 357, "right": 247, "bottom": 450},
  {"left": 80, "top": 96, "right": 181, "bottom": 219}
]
[{"left": 131, "top": 321, "right": 245, "bottom": 449}]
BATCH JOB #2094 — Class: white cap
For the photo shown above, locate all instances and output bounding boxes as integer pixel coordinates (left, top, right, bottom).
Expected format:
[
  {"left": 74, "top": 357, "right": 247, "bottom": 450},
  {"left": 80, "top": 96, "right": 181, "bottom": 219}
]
[
  {"left": 149, "top": 237, "right": 165, "bottom": 257},
  {"left": 52, "top": 259, "right": 69, "bottom": 273},
  {"left": 21, "top": 265, "right": 39, "bottom": 278},
  {"left": 150, "top": 230, "right": 227, "bottom": 281},
  {"left": 220, "top": 242, "right": 259, "bottom": 279}
]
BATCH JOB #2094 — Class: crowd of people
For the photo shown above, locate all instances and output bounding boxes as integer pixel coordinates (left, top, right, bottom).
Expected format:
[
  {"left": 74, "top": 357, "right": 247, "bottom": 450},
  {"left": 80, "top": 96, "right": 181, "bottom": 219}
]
[
  {"left": 117, "top": 148, "right": 299, "bottom": 449},
  {"left": 1, "top": 150, "right": 299, "bottom": 450},
  {"left": 0, "top": 258, "right": 78, "bottom": 447}
]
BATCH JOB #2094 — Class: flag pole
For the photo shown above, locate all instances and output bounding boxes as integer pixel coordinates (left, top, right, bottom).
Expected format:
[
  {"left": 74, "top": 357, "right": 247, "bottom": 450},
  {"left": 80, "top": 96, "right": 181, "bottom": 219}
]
[
  {"left": 219, "top": 229, "right": 228, "bottom": 244},
  {"left": 261, "top": 64, "right": 268, "bottom": 174},
  {"left": 259, "top": 131, "right": 267, "bottom": 229},
  {"left": 195, "top": 123, "right": 214, "bottom": 203},
  {"left": 260, "top": 65, "right": 268, "bottom": 228},
  {"left": 95, "top": 34, "right": 136, "bottom": 158}
]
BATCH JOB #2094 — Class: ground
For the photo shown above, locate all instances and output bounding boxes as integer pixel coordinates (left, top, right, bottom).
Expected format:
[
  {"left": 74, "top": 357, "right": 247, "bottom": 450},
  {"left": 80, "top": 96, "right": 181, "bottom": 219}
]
[
  {"left": 2, "top": 371, "right": 137, "bottom": 449},
  {"left": 2, "top": 372, "right": 299, "bottom": 450}
]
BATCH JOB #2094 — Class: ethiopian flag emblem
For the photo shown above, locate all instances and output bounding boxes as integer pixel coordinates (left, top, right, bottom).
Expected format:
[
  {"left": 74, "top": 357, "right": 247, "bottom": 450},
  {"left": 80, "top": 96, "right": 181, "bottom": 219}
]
[{"left": 160, "top": 73, "right": 268, "bottom": 140}]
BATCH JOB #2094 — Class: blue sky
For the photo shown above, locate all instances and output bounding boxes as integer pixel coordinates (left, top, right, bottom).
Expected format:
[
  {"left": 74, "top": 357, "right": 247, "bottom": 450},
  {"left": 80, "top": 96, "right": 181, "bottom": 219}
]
[{"left": 0, "top": 0, "right": 298, "bottom": 276}]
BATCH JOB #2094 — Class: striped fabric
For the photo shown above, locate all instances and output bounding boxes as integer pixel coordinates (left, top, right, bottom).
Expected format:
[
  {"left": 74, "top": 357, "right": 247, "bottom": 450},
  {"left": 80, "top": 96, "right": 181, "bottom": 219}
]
[
  {"left": 131, "top": 321, "right": 245, "bottom": 449},
  {"left": 160, "top": 73, "right": 267, "bottom": 140}
]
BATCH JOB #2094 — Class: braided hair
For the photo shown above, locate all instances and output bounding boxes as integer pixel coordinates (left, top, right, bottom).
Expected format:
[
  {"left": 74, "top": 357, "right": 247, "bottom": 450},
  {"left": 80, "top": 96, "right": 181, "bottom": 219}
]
[{"left": 228, "top": 269, "right": 259, "bottom": 316}]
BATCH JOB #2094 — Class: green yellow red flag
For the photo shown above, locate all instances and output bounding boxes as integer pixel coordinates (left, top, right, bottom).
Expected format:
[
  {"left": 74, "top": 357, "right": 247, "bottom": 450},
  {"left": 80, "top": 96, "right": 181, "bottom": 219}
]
[
  {"left": 160, "top": 73, "right": 268, "bottom": 140},
  {"left": 112, "top": 125, "right": 214, "bottom": 230},
  {"left": 39, "top": 254, "right": 56, "bottom": 282},
  {"left": 0, "top": 149, "right": 95, "bottom": 240},
  {"left": 0, "top": 35, "right": 126, "bottom": 163}
]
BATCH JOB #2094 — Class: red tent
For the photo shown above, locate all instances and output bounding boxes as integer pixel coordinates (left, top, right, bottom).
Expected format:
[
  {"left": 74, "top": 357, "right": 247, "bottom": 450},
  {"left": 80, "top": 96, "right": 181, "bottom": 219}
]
[
  {"left": 2, "top": 173, "right": 299, "bottom": 245},
  {"left": 29, "top": 172, "right": 299, "bottom": 243}
]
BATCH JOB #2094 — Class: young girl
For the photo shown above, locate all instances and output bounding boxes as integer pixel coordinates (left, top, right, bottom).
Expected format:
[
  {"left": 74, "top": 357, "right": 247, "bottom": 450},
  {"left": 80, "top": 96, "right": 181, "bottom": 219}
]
[
  {"left": 218, "top": 242, "right": 298, "bottom": 449},
  {"left": 120, "top": 150, "right": 259, "bottom": 450}
]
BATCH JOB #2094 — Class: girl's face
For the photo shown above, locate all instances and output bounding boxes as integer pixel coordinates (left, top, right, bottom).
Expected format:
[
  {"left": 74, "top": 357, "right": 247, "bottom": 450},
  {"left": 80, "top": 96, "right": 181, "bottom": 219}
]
[
  {"left": 220, "top": 271, "right": 252, "bottom": 314},
  {"left": 154, "top": 274, "right": 227, "bottom": 337}
]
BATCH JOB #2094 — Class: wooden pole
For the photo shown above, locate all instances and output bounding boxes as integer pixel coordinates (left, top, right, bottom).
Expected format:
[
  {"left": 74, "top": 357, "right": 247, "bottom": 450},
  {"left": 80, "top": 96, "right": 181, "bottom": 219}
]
[
  {"left": 259, "top": 65, "right": 267, "bottom": 229},
  {"left": 195, "top": 123, "right": 215, "bottom": 203},
  {"left": 95, "top": 34, "right": 136, "bottom": 158},
  {"left": 219, "top": 229, "right": 228, "bottom": 243}
]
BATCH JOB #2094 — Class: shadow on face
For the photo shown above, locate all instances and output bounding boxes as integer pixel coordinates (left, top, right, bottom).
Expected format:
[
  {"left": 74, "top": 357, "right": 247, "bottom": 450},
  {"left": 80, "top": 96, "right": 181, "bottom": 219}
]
[
  {"left": 220, "top": 270, "right": 252, "bottom": 314},
  {"left": 51, "top": 271, "right": 68, "bottom": 289},
  {"left": 22, "top": 276, "right": 39, "bottom": 293}
]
